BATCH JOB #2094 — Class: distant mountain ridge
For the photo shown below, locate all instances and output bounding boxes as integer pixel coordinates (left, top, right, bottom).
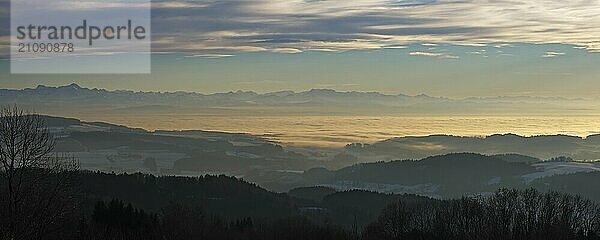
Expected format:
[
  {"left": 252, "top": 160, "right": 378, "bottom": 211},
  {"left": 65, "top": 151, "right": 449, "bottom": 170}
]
[
  {"left": 4, "top": 83, "right": 586, "bottom": 101},
  {"left": 1, "top": 83, "right": 444, "bottom": 103},
  {"left": 0, "top": 84, "right": 595, "bottom": 115}
]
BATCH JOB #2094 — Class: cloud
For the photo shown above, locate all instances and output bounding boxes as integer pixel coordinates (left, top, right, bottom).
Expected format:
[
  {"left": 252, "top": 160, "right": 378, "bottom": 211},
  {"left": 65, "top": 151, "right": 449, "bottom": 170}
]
[
  {"left": 153, "top": 1, "right": 210, "bottom": 9},
  {"left": 316, "top": 83, "right": 361, "bottom": 88},
  {"left": 3, "top": 0, "right": 600, "bottom": 53},
  {"left": 384, "top": 45, "right": 408, "bottom": 49},
  {"left": 494, "top": 44, "right": 512, "bottom": 48},
  {"left": 439, "top": 54, "right": 459, "bottom": 59},
  {"left": 184, "top": 54, "right": 235, "bottom": 59},
  {"left": 270, "top": 48, "right": 303, "bottom": 54},
  {"left": 409, "top": 51, "right": 459, "bottom": 59},
  {"left": 148, "top": 0, "right": 600, "bottom": 53},
  {"left": 467, "top": 49, "right": 486, "bottom": 55},
  {"left": 409, "top": 51, "right": 444, "bottom": 57},
  {"left": 542, "top": 51, "right": 566, "bottom": 58}
]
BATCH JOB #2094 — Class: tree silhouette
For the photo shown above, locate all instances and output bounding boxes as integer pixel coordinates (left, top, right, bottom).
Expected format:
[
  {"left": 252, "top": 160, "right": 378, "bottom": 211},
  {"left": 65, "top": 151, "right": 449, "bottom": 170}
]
[
  {"left": 0, "top": 106, "right": 79, "bottom": 240},
  {"left": 364, "top": 188, "right": 600, "bottom": 240}
]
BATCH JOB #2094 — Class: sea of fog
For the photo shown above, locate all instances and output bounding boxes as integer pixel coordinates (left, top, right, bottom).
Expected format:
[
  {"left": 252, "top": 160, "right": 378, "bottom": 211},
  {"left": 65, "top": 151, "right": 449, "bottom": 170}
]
[{"left": 70, "top": 115, "right": 600, "bottom": 147}]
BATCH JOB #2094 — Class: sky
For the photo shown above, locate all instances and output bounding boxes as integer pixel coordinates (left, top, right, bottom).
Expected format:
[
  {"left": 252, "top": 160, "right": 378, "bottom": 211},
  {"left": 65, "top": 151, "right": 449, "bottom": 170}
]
[{"left": 1, "top": 0, "right": 599, "bottom": 98}]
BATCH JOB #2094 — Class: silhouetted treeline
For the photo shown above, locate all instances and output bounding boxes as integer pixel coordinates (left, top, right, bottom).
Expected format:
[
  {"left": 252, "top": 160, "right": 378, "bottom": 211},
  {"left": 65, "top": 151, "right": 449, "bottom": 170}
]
[
  {"left": 81, "top": 199, "right": 354, "bottom": 240},
  {"left": 319, "top": 190, "right": 437, "bottom": 230},
  {"left": 80, "top": 187, "right": 600, "bottom": 240},
  {"left": 364, "top": 188, "right": 600, "bottom": 240}
]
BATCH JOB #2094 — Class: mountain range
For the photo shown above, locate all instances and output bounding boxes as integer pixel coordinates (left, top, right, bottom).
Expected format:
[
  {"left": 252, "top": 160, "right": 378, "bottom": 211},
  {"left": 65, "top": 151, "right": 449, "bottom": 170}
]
[{"left": 0, "top": 84, "right": 597, "bottom": 115}]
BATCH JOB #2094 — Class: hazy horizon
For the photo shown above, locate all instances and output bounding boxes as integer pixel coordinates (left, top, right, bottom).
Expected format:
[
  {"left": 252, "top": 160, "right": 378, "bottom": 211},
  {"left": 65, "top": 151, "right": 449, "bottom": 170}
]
[
  {"left": 3, "top": 82, "right": 600, "bottom": 100},
  {"left": 2, "top": 44, "right": 600, "bottom": 98}
]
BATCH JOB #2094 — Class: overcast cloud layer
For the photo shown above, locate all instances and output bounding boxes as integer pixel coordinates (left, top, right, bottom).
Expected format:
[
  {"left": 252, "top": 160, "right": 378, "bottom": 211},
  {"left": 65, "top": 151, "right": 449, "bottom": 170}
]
[
  {"left": 1, "top": 0, "right": 599, "bottom": 55},
  {"left": 149, "top": 0, "right": 600, "bottom": 54}
]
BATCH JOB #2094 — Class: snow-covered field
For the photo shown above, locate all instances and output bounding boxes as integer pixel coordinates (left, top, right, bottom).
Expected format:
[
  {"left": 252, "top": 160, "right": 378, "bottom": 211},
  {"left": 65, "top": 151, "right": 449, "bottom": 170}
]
[{"left": 522, "top": 161, "right": 600, "bottom": 183}]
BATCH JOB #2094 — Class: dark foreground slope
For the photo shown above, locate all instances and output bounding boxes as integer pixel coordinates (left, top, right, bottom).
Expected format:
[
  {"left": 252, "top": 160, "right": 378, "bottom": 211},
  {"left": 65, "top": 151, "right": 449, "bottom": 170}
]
[{"left": 3, "top": 170, "right": 600, "bottom": 240}]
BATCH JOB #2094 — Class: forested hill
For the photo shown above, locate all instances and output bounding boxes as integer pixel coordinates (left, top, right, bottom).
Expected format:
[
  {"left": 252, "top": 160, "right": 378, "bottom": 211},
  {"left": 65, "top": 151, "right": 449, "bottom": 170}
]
[
  {"left": 249, "top": 153, "right": 534, "bottom": 195},
  {"left": 249, "top": 153, "right": 600, "bottom": 200},
  {"left": 77, "top": 171, "right": 443, "bottom": 229},
  {"left": 78, "top": 171, "right": 296, "bottom": 219}
]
